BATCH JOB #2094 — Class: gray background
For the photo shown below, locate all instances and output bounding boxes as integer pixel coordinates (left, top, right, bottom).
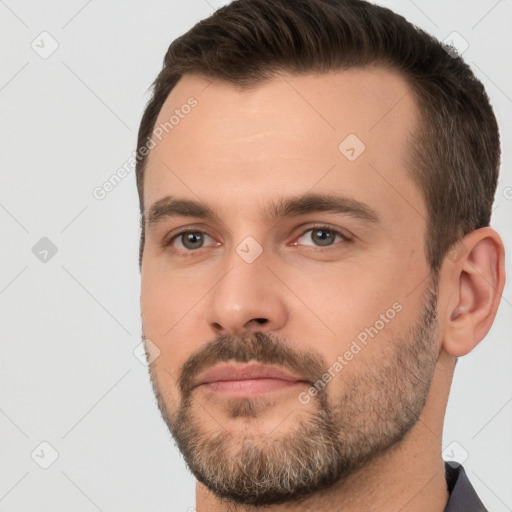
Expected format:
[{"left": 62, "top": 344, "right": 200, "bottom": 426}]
[{"left": 0, "top": 0, "right": 511, "bottom": 510}]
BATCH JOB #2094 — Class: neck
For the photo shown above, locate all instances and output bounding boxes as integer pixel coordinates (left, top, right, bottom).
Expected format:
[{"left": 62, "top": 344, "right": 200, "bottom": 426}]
[{"left": 195, "top": 351, "right": 454, "bottom": 512}]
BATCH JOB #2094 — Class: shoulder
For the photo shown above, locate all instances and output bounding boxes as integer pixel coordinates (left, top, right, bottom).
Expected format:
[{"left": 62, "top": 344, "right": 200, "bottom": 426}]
[{"left": 443, "top": 462, "right": 488, "bottom": 512}]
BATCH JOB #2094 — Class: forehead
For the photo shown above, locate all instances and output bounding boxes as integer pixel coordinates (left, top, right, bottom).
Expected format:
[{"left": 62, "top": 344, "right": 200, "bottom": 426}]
[{"left": 143, "top": 67, "right": 425, "bottom": 230}]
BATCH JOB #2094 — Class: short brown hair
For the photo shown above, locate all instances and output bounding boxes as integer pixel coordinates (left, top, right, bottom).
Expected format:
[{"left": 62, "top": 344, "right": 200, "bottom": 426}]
[{"left": 136, "top": 0, "right": 500, "bottom": 272}]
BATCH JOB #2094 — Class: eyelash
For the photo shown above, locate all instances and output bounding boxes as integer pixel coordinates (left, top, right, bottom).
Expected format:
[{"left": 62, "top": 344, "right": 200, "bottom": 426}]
[
  {"left": 163, "top": 225, "right": 351, "bottom": 257},
  {"left": 292, "top": 225, "right": 351, "bottom": 250}
]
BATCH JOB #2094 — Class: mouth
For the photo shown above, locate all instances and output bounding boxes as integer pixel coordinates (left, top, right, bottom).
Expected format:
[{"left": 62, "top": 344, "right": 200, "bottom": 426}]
[{"left": 192, "top": 362, "right": 310, "bottom": 397}]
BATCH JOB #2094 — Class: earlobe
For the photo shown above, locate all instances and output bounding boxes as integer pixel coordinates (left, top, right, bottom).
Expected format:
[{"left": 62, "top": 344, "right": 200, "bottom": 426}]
[{"left": 442, "top": 227, "right": 505, "bottom": 357}]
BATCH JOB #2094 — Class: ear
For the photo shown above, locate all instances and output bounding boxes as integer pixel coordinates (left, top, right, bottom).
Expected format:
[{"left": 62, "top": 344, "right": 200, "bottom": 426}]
[{"left": 442, "top": 227, "right": 506, "bottom": 357}]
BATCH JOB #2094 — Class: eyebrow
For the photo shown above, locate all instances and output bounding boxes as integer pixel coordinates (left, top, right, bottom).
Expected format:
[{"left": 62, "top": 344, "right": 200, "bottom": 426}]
[{"left": 145, "top": 192, "right": 380, "bottom": 229}]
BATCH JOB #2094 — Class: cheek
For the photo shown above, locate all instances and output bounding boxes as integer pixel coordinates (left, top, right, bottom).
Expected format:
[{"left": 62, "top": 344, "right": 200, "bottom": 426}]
[
  {"left": 141, "top": 270, "right": 215, "bottom": 401},
  {"left": 140, "top": 274, "right": 189, "bottom": 382},
  {"left": 140, "top": 265, "right": 198, "bottom": 335},
  {"left": 293, "top": 266, "right": 406, "bottom": 369},
  {"left": 293, "top": 265, "right": 394, "bottom": 328}
]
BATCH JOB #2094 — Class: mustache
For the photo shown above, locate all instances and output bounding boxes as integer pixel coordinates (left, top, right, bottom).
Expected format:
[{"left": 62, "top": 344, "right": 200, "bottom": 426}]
[{"left": 178, "top": 331, "right": 328, "bottom": 399}]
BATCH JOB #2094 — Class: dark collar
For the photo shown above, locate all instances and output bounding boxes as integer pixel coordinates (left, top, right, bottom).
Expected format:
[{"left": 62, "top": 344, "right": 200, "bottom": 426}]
[{"left": 444, "top": 462, "right": 488, "bottom": 511}]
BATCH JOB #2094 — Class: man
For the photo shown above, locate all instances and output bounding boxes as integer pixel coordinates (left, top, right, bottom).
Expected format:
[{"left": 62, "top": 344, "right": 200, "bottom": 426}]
[{"left": 136, "top": 0, "right": 506, "bottom": 510}]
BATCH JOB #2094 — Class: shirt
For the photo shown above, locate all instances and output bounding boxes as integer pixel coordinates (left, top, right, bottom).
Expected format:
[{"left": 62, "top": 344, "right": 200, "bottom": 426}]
[{"left": 444, "top": 462, "right": 488, "bottom": 511}]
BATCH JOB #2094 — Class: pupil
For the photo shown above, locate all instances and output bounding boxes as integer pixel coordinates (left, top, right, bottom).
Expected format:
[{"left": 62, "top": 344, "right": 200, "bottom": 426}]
[
  {"left": 313, "top": 229, "right": 333, "bottom": 246},
  {"left": 184, "top": 232, "right": 203, "bottom": 249}
]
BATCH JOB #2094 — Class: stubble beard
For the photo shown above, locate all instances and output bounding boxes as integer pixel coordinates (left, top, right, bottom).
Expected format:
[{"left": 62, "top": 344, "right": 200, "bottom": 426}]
[{"left": 146, "top": 279, "right": 439, "bottom": 507}]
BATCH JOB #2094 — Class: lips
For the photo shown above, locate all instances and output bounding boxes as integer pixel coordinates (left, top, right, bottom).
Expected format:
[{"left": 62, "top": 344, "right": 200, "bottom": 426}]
[{"left": 192, "top": 362, "right": 309, "bottom": 389}]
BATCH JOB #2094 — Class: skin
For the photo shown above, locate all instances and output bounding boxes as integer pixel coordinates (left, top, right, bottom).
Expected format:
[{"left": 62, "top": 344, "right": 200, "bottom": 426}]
[{"left": 139, "top": 68, "right": 505, "bottom": 511}]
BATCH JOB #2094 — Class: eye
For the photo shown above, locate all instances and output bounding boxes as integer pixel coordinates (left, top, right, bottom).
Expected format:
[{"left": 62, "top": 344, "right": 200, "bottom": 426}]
[
  {"left": 166, "top": 230, "right": 217, "bottom": 252},
  {"left": 294, "top": 225, "right": 350, "bottom": 247}
]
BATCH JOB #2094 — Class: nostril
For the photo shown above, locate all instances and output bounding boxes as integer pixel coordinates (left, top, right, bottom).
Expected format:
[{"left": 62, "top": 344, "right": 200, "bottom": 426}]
[{"left": 254, "top": 318, "right": 268, "bottom": 324}]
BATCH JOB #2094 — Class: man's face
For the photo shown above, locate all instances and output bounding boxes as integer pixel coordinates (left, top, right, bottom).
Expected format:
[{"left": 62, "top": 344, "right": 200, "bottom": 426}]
[{"left": 140, "top": 69, "right": 441, "bottom": 505}]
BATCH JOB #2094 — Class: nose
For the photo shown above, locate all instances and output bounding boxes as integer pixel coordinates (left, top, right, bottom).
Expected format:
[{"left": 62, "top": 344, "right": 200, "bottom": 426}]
[{"left": 204, "top": 249, "right": 288, "bottom": 337}]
